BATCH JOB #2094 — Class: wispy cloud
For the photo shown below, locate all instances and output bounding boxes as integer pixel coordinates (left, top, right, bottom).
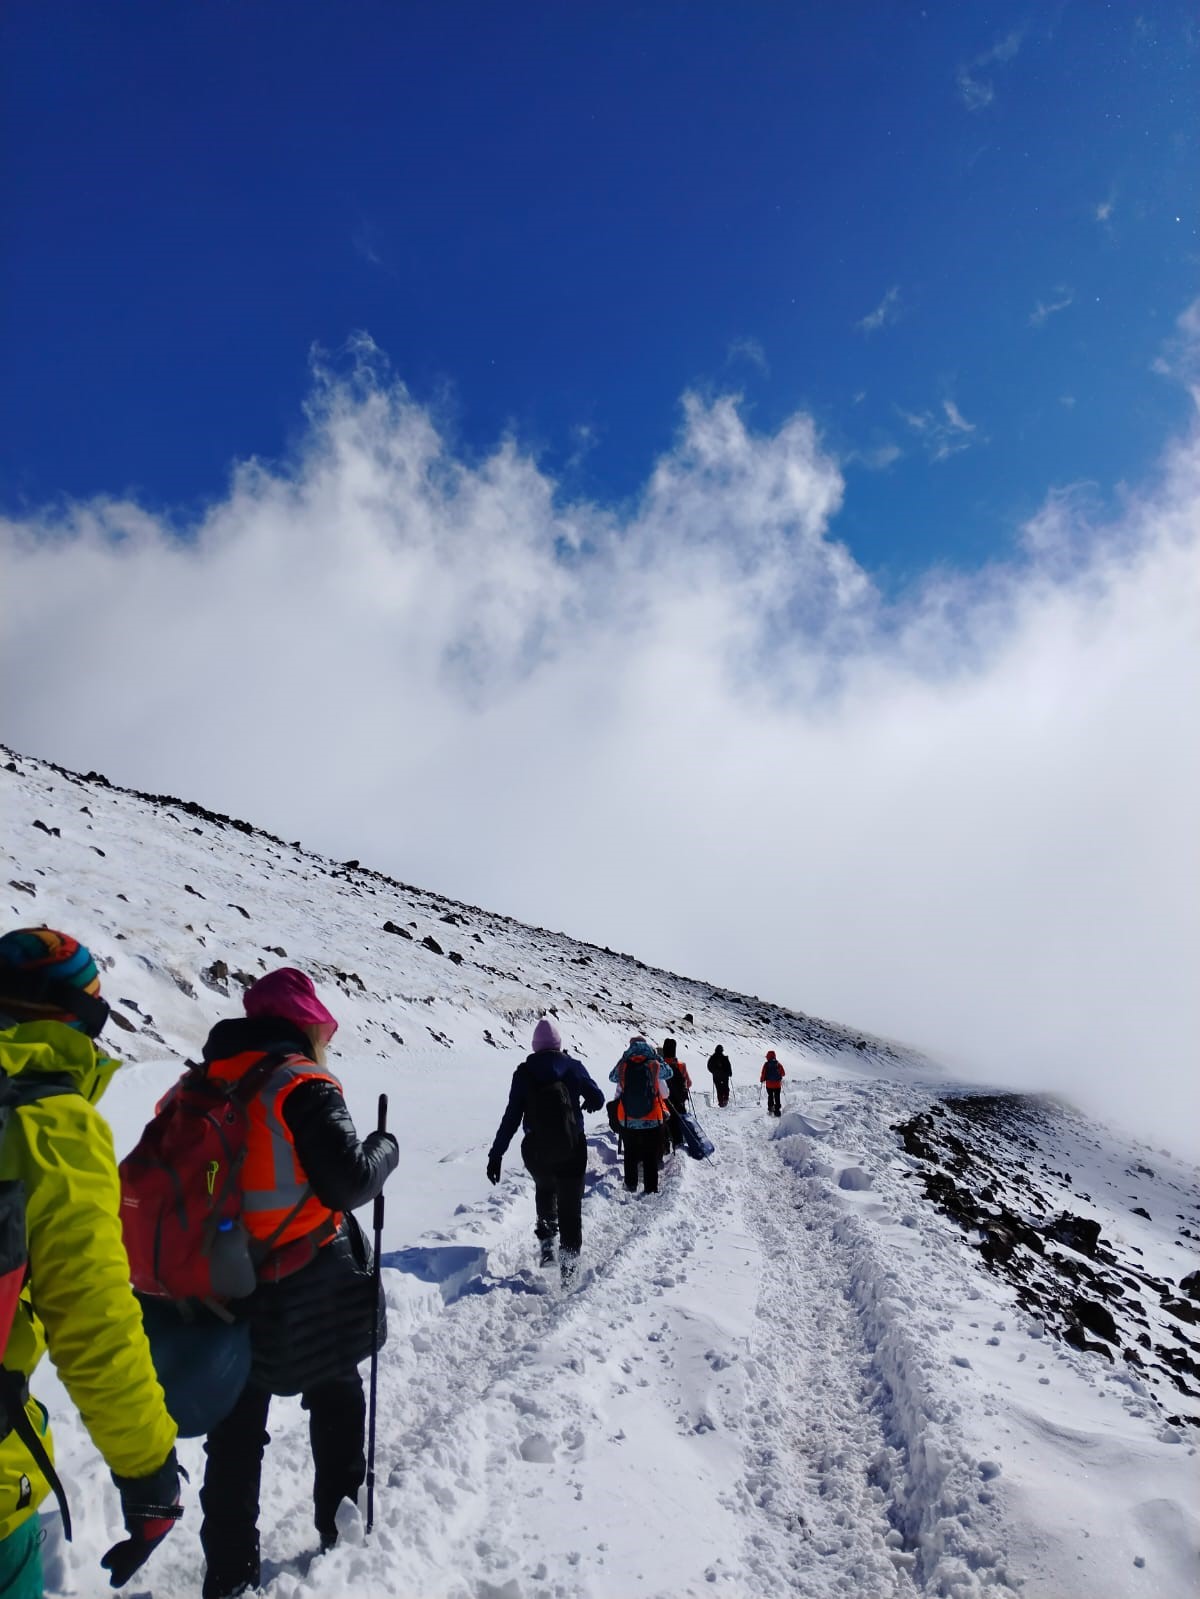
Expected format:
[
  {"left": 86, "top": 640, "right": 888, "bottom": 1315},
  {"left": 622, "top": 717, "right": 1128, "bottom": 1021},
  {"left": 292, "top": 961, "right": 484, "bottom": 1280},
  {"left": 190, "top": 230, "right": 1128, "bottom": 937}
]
[
  {"left": 956, "top": 28, "right": 1024, "bottom": 111},
  {"left": 352, "top": 221, "right": 384, "bottom": 268},
  {"left": 1151, "top": 296, "right": 1200, "bottom": 395},
  {"left": 2, "top": 318, "right": 1198, "bottom": 1156},
  {"left": 899, "top": 397, "right": 979, "bottom": 462},
  {"left": 857, "top": 286, "right": 901, "bottom": 336},
  {"left": 1029, "top": 288, "right": 1075, "bottom": 328},
  {"left": 727, "top": 336, "right": 769, "bottom": 375},
  {"left": 1095, "top": 194, "right": 1116, "bottom": 224},
  {"left": 845, "top": 441, "right": 903, "bottom": 472}
]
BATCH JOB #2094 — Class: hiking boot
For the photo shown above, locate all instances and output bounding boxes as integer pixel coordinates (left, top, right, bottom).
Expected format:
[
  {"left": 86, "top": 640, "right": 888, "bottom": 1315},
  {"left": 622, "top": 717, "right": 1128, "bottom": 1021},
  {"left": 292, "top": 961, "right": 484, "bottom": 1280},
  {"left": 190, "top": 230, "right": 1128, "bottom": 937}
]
[
  {"left": 560, "top": 1249, "right": 580, "bottom": 1288},
  {"left": 539, "top": 1236, "right": 557, "bottom": 1268}
]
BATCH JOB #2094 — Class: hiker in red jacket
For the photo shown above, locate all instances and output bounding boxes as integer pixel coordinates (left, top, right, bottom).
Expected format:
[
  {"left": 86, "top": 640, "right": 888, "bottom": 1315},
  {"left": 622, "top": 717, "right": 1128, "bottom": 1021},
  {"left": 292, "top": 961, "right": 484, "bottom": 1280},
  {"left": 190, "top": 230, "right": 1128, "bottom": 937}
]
[
  {"left": 760, "top": 1051, "right": 785, "bottom": 1117},
  {"left": 195, "top": 969, "right": 398, "bottom": 1599},
  {"left": 661, "top": 1038, "right": 690, "bottom": 1149}
]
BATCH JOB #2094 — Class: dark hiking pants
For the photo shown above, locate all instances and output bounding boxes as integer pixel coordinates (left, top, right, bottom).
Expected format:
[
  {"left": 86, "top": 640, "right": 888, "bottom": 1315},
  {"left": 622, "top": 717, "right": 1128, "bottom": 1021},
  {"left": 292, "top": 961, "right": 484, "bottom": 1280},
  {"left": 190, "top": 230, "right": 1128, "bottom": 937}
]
[
  {"left": 623, "top": 1125, "right": 662, "bottom": 1193},
  {"left": 200, "top": 1375, "right": 366, "bottom": 1598},
  {"left": 714, "top": 1080, "right": 730, "bottom": 1107},
  {"left": 766, "top": 1085, "right": 782, "bottom": 1116},
  {"left": 522, "top": 1145, "right": 587, "bottom": 1252}
]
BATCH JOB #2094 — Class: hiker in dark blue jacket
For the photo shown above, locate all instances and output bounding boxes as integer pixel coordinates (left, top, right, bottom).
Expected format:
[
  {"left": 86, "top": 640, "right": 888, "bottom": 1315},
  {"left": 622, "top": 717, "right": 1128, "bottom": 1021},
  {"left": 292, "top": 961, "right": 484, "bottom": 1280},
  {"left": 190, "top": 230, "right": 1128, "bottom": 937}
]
[{"left": 487, "top": 1018, "right": 605, "bottom": 1285}]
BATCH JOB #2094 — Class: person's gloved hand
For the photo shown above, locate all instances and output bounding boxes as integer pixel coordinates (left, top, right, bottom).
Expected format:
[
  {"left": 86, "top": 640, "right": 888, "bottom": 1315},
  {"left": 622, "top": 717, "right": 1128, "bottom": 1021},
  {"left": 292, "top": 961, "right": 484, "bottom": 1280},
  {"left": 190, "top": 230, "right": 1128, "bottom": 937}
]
[
  {"left": 368, "top": 1130, "right": 400, "bottom": 1177},
  {"left": 486, "top": 1153, "right": 502, "bottom": 1185},
  {"left": 101, "top": 1449, "right": 184, "bottom": 1588}
]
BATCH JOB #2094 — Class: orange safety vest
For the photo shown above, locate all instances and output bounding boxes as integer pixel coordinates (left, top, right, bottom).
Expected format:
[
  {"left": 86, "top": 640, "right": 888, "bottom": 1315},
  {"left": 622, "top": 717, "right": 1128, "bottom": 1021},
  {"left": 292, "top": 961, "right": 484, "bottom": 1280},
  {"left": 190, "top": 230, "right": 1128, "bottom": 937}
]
[{"left": 203, "top": 1049, "right": 344, "bottom": 1249}]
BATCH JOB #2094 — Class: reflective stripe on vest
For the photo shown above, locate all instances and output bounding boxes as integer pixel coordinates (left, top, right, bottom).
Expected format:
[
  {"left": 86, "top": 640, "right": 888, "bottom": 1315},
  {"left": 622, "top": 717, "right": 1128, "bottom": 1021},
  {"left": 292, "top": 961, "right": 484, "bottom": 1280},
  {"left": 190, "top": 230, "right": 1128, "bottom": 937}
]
[{"left": 205, "top": 1051, "right": 343, "bottom": 1247}]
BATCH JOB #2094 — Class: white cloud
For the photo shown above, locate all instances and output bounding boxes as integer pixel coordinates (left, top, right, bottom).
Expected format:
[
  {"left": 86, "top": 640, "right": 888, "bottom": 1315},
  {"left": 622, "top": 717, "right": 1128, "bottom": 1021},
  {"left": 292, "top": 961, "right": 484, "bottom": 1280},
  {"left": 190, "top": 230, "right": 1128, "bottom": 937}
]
[
  {"left": 900, "top": 397, "right": 978, "bottom": 462},
  {"left": 727, "top": 337, "right": 769, "bottom": 375},
  {"left": 956, "top": 28, "right": 1024, "bottom": 111},
  {"left": 3, "top": 327, "right": 1198, "bottom": 1157},
  {"left": 1029, "top": 289, "right": 1074, "bottom": 328},
  {"left": 1095, "top": 196, "right": 1115, "bottom": 224},
  {"left": 857, "top": 286, "right": 901, "bottom": 335}
]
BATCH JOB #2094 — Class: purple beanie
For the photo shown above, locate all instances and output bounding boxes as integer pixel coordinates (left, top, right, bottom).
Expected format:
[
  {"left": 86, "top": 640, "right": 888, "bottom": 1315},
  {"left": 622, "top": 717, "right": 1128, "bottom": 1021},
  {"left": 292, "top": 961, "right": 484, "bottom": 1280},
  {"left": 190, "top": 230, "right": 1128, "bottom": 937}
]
[
  {"left": 531, "top": 1017, "right": 561, "bottom": 1053},
  {"left": 244, "top": 968, "right": 338, "bottom": 1034}
]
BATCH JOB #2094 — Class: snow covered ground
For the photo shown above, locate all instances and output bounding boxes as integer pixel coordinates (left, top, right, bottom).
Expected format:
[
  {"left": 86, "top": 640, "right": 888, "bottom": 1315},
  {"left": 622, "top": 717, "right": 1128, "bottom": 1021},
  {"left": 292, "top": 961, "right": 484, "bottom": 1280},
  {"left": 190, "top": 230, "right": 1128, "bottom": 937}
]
[{"left": 3, "top": 748, "right": 1198, "bottom": 1598}]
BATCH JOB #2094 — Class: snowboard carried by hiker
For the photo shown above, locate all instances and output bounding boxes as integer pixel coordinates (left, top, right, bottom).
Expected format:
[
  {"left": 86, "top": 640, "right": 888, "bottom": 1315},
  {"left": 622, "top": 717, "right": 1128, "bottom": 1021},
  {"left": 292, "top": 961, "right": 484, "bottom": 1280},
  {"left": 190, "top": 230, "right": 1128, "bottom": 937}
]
[
  {"left": 487, "top": 1018, "right": 605, "bottom": 1287},
  {"left": 760, "top": 1050, "right": 785, "bottom": 1116}
]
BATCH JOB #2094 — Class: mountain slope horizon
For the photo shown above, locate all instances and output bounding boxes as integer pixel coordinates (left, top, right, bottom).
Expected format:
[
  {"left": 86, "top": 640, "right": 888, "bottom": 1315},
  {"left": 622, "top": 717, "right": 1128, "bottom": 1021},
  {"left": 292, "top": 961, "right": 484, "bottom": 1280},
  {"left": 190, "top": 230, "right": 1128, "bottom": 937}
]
[{"left": 3, "top": 742, "right": 1198, "bottom": 1598}]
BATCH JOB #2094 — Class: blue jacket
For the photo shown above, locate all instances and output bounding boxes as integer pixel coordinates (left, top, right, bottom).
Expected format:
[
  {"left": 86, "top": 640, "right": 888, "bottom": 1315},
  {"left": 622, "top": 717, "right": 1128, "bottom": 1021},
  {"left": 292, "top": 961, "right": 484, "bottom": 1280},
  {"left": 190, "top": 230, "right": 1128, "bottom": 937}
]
[
  {"left": 490, "top": 1049, "right": 606, "bottom": 1158},
  {"left": 609, "top": 1040, "right": 673, "bottom": 1129}
]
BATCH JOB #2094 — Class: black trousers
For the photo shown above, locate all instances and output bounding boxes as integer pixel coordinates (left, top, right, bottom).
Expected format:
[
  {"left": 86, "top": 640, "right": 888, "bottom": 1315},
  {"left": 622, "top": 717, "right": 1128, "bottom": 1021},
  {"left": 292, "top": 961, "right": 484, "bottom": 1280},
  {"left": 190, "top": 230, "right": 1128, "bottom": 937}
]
[
  {"left": 765, "top": 1085, "right": 782, "bottom": 1115},
  {"left": 522, "top": 1143, "right": 586, "bottom": 1252},
  {"left": 623, "top": 1125, "right": 662, "bottom": 1193},
  {"left": 200, "top": 1375, "right": 366, "bottom": 1598},
  {"left": 713, "top": 1078, "right": 730, "bottom": 1106}
]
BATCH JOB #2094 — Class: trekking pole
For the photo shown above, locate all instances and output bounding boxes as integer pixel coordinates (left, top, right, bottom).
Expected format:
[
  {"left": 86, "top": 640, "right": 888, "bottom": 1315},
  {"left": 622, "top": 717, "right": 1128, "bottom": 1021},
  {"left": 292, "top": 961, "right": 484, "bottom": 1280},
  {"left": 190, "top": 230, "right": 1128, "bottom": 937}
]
[{"left": 366, "top": 1093, "right": 387, "bottom": 1535}]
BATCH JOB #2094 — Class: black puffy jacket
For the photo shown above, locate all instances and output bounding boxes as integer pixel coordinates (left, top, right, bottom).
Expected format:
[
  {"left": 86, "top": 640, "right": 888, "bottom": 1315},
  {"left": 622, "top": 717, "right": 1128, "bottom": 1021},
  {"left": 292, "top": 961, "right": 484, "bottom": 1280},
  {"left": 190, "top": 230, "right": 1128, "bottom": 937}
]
[{"left": 200, "top": 1016, "right": 396, "bottom": 1395}]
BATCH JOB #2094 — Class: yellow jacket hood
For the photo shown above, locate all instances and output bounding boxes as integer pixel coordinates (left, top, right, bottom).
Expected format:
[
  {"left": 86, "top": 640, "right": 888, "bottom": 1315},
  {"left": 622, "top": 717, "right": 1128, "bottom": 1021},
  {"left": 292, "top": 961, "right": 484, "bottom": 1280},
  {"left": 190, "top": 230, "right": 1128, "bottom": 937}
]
[{"left": 0, "top": 1019, "right": 121, "bottom": 1104}]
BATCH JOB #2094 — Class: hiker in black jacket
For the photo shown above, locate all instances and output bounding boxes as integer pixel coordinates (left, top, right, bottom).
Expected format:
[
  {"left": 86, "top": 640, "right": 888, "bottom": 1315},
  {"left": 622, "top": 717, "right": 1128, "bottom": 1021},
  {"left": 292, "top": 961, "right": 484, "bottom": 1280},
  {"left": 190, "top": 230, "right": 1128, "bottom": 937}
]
[
  {"left": 197, "top": 969, "right": 398, "bottom": 1599},
  {"left": 707, "top": 1045, "right": 732, "bottom": 1107},
  {"left": 487, "top": 1018, "right": 605, "bottom": 1285}
]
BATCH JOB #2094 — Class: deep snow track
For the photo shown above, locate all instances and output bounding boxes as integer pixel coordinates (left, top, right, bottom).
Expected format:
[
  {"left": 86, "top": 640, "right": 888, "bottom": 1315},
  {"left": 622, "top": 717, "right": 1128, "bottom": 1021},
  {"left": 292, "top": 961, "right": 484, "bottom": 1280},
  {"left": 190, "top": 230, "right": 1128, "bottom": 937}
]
[{"left": 281, "top": 1093, "right": 1018, "bottom": 1599}]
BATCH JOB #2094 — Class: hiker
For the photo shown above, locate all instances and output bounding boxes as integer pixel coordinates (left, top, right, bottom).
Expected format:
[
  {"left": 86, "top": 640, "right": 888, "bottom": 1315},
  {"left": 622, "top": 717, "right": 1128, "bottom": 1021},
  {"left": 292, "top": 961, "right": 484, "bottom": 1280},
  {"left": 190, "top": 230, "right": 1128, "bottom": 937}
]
[
  {"left": 707, "top": 1045, "right": 732, "bottom": 1107},
  {"left": 195, "top": 968, "right": 398, "bottom": 1599},
  {"left": 0, "top": 927, "right": 182, "bottom": 1595},
  {"left": 609, "top": 1036, "right": 672, "bottom": 1194},
  {"left": 760, "top": 1050, "right": 785, "bottom": 1116},
  {"left": 661, "top": 1038, "right": 691, "bottom": 1148},
  {"left": 486, "top": 1018, "right": 605, "bottom": 1286}
]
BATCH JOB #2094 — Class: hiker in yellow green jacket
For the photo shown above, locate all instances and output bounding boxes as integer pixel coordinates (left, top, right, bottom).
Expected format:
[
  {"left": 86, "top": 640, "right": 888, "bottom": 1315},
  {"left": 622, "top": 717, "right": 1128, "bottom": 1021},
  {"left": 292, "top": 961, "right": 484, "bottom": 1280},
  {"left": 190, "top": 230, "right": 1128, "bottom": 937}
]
[{"left": 0, "top": 928, "right": 181, "bottom": 1596}]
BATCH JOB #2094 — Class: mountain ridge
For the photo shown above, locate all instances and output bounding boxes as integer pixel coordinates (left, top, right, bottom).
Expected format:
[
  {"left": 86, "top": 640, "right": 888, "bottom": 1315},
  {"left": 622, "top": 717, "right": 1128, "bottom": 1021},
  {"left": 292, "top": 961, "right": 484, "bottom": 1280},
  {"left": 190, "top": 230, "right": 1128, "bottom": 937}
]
[{"left": 3, "top": 742, "right": 1197, "bottom": 1598}]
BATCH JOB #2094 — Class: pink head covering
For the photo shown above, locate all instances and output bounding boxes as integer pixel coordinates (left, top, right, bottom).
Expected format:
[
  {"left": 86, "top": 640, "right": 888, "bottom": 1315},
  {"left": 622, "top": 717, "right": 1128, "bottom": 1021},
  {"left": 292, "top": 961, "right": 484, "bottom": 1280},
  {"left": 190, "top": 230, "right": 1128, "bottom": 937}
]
[
  {"left": 531, "top": 1016, "right": 561, "bottom": 1052},
  {"left": 243, "top": 968, "right": 338, "bottom": 1035}
]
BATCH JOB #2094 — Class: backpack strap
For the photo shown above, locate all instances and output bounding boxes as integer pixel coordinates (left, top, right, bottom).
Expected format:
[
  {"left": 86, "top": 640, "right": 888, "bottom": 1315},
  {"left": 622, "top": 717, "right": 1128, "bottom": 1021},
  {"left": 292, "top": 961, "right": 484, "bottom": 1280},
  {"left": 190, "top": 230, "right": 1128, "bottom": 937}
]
[{"left": 0, "top": 1366, "right": 72, "bottom": 1540}]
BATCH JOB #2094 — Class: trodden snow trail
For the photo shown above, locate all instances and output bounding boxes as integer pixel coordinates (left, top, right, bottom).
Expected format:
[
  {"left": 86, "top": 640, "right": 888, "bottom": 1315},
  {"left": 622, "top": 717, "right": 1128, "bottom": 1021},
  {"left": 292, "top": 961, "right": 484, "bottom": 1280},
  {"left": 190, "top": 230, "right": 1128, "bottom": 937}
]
[{"left": 279, "top": 1088, "right": 1017, "bottom": 1599}]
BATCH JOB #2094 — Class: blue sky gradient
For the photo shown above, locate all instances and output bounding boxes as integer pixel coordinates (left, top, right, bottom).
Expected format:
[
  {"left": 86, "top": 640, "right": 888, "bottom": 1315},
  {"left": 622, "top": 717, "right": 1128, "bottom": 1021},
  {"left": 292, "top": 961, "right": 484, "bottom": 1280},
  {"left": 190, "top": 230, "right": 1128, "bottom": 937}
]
[{"left": 3, "top": 2, "right": 1196, "bottom": 584}]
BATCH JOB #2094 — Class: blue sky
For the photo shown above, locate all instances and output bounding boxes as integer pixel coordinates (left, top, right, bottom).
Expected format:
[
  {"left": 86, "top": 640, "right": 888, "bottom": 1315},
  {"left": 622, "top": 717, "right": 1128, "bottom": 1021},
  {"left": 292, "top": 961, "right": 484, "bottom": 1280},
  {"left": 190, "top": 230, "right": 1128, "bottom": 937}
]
[
  {"left": 2, "top": 1, "right": 1196, "bottom": 584},
  {"left": 3, "top": 5, "right": 1199, "bottom": 1145}
]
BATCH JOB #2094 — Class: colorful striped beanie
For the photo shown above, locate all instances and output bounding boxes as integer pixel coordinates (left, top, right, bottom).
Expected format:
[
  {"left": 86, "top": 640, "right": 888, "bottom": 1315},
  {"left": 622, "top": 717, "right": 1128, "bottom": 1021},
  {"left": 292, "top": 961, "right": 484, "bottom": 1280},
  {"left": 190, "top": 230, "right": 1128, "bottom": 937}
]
[{"left": 0, "top": 927, "right": 110, "bottom": 1036}]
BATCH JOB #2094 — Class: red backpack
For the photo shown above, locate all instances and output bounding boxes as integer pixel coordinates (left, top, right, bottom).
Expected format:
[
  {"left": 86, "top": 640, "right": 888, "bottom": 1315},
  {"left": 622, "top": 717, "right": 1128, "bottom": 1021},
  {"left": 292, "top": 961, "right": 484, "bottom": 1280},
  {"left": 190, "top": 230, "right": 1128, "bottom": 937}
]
[{"left": 119, "top": 1056, "right": 287, "bottom": 1304}]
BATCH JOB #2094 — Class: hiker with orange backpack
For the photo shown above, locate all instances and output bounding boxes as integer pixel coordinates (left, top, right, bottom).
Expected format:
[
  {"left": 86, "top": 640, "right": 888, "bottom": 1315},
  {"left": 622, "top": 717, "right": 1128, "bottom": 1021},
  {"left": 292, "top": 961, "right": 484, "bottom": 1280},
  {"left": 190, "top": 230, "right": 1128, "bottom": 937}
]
[
  {"left": 760, "top": 1050, "right": 785, "bottom": 1117},
  {"left": 609, "top": 1037, "right": 672, "bottom": 1194},
  {"left": 486, "top": 1018, "right": 606, "bottom": 1287},
  {"left": 0, "top": 928, "right": 182, "bottom": 1597},
  {"left": 167, "top": 969, "right": 398, "bottom": 1599}
]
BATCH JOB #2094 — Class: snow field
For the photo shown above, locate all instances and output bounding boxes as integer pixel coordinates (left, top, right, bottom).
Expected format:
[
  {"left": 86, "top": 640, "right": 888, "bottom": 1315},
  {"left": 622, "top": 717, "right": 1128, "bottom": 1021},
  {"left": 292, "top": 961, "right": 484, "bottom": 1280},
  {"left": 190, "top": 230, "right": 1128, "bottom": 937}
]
[{"left": 4, "top": 750, "right": 1198, "bottom": 1597}]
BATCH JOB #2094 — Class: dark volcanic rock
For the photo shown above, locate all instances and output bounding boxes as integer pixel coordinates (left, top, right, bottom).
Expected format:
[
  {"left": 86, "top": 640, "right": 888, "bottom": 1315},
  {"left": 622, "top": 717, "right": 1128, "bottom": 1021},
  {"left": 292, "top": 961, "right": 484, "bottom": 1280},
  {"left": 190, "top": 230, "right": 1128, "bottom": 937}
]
[
  {"left": 1048, "top": 1213, "right": 1102, "bottom": 1257},
  {"left": 1072, "top": 1297, "right": 1118, "bottom": 1344}
]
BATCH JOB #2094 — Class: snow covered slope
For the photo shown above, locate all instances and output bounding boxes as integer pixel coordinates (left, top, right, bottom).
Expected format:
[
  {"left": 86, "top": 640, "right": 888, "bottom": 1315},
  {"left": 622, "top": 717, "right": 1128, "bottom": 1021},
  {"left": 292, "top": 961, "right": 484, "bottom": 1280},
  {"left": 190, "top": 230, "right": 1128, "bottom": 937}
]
[{"left": 3, "top": 747, "right": 1197, "bottom": 1599}]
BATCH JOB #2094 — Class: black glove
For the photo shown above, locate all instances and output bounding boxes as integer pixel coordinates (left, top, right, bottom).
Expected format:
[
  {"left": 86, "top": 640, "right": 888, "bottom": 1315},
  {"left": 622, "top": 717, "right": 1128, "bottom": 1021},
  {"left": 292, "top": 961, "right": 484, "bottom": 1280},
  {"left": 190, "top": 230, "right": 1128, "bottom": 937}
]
[
  {"left": 370, "top": 1130, "right": 400, "bottom": 1177},
  {"left": 101, "top": 1449, "right": 184, "bottom": 1589},
  {"left": 486, "top": 1153, "right": 502, "bottom": 1185}
]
